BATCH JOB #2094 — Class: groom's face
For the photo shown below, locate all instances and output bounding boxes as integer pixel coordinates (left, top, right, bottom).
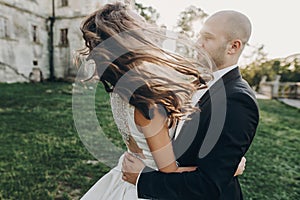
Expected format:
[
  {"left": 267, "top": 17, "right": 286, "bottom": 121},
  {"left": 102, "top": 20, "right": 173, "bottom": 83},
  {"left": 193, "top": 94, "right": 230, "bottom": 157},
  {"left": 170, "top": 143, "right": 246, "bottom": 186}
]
[{"left": 197, "top": 18, "right": 228, "bottom": 68}]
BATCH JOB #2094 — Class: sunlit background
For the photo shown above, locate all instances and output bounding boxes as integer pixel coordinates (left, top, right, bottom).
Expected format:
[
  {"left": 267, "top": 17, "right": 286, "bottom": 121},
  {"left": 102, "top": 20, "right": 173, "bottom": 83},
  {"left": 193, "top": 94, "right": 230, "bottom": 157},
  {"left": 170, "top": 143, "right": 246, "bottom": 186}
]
[{"left": 136, "top": 0, "right": 300, "bottom": 61}]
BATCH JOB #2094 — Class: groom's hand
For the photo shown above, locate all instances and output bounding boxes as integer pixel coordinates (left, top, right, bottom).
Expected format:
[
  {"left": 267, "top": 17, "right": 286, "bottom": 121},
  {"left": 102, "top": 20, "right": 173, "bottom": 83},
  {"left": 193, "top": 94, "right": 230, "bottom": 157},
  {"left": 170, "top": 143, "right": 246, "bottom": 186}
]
[
  {"left": 234, "top": 156, "right": 246, "bottom": 176},
  {"left": 122, "top": 152, "right": 145, "bottom": 185}
]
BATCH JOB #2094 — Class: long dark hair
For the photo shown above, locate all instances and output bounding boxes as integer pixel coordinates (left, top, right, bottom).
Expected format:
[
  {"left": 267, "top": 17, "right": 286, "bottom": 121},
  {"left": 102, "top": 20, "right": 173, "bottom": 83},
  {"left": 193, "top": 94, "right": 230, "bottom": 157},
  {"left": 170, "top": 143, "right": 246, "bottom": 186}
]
[{"left": 78, "top": 2, "right": 212, "bottom": 126}]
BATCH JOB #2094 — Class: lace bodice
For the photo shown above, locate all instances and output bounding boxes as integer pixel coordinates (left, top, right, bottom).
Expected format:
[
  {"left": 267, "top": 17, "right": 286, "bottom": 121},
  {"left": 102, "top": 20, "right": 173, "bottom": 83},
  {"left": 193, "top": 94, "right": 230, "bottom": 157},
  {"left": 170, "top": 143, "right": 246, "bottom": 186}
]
[{"left": 110, "top": 92, "right": 158, "bottom": 169}]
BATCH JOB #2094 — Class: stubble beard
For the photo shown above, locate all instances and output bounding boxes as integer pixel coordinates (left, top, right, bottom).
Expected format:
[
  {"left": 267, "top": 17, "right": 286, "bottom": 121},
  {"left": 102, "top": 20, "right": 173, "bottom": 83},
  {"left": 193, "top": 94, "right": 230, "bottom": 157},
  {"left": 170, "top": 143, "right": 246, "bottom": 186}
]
[{"left": 211, "top": 45, "right": 227, "bottom": 69}]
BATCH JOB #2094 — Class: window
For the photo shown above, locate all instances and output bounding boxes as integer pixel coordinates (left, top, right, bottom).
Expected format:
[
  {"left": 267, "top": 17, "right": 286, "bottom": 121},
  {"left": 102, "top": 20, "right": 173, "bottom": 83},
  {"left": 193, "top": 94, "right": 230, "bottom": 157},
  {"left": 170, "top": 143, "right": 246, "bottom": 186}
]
[
  {"left": 60, "top": 28, "right": 68, "bottom": 46},
  {"left": 61, "top": 0, "right": 68, "bottom": 7},
  {"left": 32, "top": 25, "right": 38, "bottom": 42},
  {"left": 0, "top": 17, "right": 9, "bottom": 38}
]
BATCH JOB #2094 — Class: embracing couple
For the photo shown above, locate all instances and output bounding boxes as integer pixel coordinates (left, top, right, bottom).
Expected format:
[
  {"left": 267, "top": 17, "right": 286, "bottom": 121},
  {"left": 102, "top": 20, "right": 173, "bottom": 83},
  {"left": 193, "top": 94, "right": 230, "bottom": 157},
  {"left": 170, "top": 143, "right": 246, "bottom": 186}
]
[{"left": 79, "top": 2, "right": 259, "bottom": 200}]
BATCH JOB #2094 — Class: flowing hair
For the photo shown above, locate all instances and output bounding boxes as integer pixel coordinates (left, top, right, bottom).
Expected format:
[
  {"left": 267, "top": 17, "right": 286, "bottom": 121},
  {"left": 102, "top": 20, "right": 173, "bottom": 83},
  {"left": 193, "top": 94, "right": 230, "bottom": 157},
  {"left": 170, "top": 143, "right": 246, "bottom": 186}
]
[{"left": 78, "top": 2, "right": 213, "bottom": 127}]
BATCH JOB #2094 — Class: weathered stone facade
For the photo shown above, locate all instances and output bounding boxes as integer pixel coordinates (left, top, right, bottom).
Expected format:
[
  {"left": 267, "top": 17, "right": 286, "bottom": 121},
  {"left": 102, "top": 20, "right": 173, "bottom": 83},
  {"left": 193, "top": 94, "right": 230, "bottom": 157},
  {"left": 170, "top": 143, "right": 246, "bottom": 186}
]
[{"left": 0, "top": 0, "right": 131, "bottom": 83}]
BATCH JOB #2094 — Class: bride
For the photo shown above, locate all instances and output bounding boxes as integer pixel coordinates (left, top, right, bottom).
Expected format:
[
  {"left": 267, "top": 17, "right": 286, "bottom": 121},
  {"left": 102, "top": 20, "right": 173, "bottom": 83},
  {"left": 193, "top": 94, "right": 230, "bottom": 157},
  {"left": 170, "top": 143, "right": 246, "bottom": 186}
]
[{"left": 78, "top": 2, "right": 246, "bottom": 199}]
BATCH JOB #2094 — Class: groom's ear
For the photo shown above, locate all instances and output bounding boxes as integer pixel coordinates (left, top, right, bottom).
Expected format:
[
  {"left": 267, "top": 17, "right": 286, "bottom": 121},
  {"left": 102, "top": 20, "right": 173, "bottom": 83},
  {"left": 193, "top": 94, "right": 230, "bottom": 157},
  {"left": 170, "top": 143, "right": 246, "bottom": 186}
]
[{"left": 227, "top": 39, "right": 242, "bottom": 54}]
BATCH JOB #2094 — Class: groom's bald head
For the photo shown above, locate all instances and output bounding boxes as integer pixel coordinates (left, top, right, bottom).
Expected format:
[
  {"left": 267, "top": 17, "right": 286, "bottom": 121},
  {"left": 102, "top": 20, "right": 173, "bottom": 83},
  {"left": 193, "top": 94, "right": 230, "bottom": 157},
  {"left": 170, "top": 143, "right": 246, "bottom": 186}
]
[
  {"left": 198, "top": 10, "right": 252, "bottom": 69},
  {"left": 207, "top": 10, "right": 252, "bottom": 45}
]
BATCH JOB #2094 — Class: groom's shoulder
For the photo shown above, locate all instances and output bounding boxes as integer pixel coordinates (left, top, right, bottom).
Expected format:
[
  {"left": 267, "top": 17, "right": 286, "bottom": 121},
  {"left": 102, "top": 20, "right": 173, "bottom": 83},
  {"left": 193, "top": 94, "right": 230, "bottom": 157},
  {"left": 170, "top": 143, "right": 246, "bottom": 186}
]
[
  {"left": 226, "top": 78, "right": 258, "bottom": 107},
  {"left": 227, "top": 77, "right": 255, "bottom": 96}
]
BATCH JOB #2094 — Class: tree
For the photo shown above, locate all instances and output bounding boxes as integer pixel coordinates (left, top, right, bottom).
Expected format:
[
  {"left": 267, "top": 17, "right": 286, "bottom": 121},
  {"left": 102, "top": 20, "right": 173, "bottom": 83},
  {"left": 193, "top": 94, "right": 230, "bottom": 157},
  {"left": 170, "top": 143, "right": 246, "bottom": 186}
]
[
  {"left": 280, "top": 57, "right": 300, "bottom": 82},
  {"left": 175, "top": 5, "right": 208, "bottom": 38},
  {"left": 240, "top": 44, "right": 269, "bottom": 90},
  {"left": 242, "top": 44, "right": 268, "bottom": 66},
  {"left": 241, "top": 53, "right": 300, "bottom": 91},
  {"left": 134, "top": 2, "right": 159, "bottom": 24}
]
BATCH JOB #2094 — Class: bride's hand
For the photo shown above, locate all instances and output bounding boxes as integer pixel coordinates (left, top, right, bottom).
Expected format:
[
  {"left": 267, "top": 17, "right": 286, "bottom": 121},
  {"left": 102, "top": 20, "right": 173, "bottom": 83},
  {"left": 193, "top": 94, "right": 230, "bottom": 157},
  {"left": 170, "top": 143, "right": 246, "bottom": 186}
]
[
  {"left": 122, "top": 152, "right": 146, "bottom": 185},
  {"left": 234, "top": 157, "right": 246, "bottom": 176},
  {"left": 126, "top": 135, "right": 146, "bottom": 159},
  {"left": 176, "top": 166, "right": 197, "bottom": 173}
]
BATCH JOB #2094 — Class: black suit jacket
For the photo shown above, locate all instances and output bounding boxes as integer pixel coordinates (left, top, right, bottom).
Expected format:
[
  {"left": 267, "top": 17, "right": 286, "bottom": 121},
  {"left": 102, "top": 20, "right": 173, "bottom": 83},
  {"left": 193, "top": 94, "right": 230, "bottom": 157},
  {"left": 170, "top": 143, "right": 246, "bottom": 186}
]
[{"left": 137, "top": 67, "right": 259, "bottom": 200}]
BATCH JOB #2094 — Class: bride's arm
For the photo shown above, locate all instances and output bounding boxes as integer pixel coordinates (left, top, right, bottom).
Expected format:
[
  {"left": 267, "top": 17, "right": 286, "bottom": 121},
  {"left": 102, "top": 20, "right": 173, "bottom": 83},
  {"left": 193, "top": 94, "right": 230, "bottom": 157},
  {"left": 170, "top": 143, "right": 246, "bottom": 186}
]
[{"left": 134, "top": 106, "right": 194, "bottom": 173}]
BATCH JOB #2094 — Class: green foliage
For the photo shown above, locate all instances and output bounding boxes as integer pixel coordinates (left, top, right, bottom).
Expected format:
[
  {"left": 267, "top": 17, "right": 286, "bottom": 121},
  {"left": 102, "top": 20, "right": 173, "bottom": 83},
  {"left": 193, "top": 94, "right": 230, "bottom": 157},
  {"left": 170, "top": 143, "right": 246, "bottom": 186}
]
[
  {"left": 241, "top": 60, "right": 274, "bottom": 90},
  {"left": 134, "top": 2, "right": 159, "bottom": 23},
  {"left": 0, "top": 83, "right": 299, "bottom": 199},
  {"left": 241, "top": 54, "right": 300, "bottom": 90},
  {"left": 280, "top": 58, "right": 300, "bottom": 82}
]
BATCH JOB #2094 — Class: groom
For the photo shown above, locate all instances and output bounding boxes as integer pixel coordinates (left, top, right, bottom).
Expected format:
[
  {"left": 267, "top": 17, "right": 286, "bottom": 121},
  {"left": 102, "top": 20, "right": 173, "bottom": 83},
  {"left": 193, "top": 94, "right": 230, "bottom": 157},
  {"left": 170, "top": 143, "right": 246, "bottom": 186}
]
[{"left": 122, "top": 10, "right": 259, "bottom": 199}]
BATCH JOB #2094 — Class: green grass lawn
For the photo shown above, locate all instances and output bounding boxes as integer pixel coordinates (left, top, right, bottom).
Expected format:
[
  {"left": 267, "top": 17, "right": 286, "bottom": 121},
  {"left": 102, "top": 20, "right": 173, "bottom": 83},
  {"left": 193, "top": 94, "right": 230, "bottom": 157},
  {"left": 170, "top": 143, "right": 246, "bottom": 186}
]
[{"left": 0, "top": 82, "right": 299, "bottom": 200}]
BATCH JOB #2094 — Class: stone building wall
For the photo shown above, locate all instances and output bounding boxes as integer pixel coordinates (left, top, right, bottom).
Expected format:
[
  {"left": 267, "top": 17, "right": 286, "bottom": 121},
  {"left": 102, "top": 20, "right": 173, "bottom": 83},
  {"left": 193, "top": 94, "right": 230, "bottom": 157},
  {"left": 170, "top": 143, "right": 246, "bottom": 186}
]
[
  {"left": 0, "top": 0, "right": 129, "bottom": 83},
  {"left": 0, "top": 0, "right": 49, "bottom": 82}
]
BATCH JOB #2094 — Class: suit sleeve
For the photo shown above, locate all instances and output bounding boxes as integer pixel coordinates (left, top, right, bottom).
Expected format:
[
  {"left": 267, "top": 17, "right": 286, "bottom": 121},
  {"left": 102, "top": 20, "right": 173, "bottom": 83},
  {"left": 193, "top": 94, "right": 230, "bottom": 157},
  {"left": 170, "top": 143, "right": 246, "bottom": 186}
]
[{"left": 137, "top": 92, "right": 259, "bottom": 200}]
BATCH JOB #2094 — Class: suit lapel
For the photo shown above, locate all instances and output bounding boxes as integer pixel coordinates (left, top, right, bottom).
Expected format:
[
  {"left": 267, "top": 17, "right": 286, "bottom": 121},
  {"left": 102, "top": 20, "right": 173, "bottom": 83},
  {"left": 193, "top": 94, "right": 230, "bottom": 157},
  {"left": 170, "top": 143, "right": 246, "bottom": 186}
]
[
  {"left": 174, "top": 67, "right": 242, "bottom": 146},
  {"left": 198, "top": 67, "right": 241, "bottom": 107}
]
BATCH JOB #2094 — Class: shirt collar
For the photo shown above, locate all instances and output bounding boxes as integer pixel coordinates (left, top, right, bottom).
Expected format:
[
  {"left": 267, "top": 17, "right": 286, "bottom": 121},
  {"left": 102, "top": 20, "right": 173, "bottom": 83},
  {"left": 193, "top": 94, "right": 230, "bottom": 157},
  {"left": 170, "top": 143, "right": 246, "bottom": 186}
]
[
  {"left": 209, "top": 64, "right": 238, "bottom": 86},
  {"left": 191, "top": 65, "right": 238, "bottom": 105}
]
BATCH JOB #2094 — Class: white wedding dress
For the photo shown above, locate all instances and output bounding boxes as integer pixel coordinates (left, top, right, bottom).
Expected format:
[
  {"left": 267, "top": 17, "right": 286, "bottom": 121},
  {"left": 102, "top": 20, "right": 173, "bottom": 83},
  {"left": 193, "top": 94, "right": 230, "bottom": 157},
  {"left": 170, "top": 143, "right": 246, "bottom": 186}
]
[{"left": 81, "top": 93, "right": 174, "bottom": 200}]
